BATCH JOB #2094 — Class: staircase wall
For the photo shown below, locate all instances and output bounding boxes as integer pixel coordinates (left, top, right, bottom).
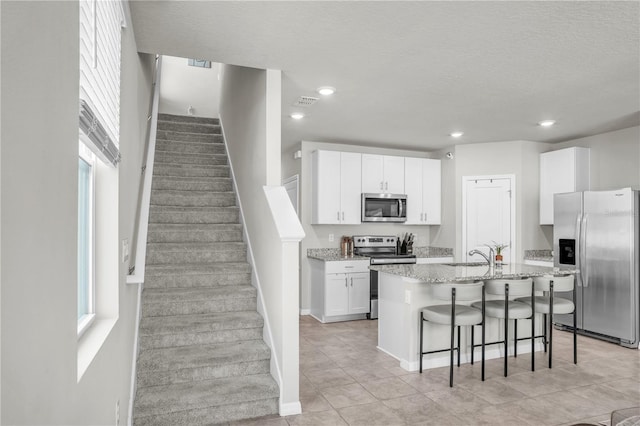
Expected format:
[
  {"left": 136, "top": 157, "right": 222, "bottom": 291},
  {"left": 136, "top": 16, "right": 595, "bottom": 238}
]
[
  {"left": 219, "top": 64, "right": 302, "bottom": 415},
  {"left": 0, "top": 2, "right": 155, "bottom": 425}
]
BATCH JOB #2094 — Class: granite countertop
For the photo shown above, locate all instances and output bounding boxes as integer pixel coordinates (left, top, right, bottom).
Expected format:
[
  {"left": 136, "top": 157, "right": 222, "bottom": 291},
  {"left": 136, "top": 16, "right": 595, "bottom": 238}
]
[
  {"left": 370, "top": 262, "right": 576, "bottom": 283},
  {"left": 524, "top": 249, "right": 553, "bottom": 262},
  {"left": 307, "top": 248, "right": 370, "bottom": 262},
  {"left": 307, "top": 246, "right": 453, "bottom": 261}
]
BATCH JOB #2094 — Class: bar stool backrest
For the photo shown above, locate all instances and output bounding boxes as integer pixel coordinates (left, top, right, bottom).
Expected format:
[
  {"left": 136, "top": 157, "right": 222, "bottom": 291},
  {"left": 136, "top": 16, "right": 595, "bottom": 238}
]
[
  {"left": 483, "top": 277, "right": 533, "bottom": 297},
  {"left": 533, "top": 275, "right": 574, "bottom": 292},
  {"left": 431, "top": 281, "right": 484, "bottom": 301}
]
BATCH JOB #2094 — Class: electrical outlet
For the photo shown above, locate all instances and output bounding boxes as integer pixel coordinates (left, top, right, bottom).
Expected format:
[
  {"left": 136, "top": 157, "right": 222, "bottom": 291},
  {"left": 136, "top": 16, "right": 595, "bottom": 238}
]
[
  {"left": 121, "top": 239, "right": 129, "bottom": 263},
  {"left": 405, "top": 290, "right": 411, "bottom": 304},
  {"left": 115, "top": 400, "right": 120, "bottom": 425},
  {"left": 328, "top": 234, "right": 334, "bottom": 242}
]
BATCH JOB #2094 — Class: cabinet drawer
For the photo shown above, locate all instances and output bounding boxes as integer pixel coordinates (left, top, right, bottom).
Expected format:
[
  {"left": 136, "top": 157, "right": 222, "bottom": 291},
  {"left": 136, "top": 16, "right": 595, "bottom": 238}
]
[{"left": 325, "top": 260, "right": 370, "bottom": 274}]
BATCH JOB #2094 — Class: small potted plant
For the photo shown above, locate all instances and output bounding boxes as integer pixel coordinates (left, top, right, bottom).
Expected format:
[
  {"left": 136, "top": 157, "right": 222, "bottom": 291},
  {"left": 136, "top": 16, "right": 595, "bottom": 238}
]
[{"left": 492, "top": 241, "right": 509, "bottom": 266}]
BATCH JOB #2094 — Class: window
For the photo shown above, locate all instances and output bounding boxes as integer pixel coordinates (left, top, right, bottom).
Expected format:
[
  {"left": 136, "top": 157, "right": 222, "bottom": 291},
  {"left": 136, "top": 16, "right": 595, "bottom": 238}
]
[{"left": 77, "top": 143, "right": 96, "bottom": 337}]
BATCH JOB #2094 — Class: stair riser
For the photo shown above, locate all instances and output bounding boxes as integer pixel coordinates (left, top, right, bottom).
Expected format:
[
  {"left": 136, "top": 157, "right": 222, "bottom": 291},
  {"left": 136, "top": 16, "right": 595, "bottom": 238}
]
[
  {"left": 146, "top": 249, "right": 247, "bottom": 265},
  {"left": 156, "top": 140, "right": 226, "bottom": 155},
  {"left": 157, "top": 121, "right": 221, "bottom": 134},
  {"left": 158, "top": 114, "right": 220, "bottom": 125},
  {"left": 137, "top": 359, "right": 269, "bottom": 388},
  {"left": 139, "top": 327, "right": 263, "bottom": 351},
  {"left": 149, "top": 209, "right": 239, "bottom": 224},
  {"left": 142, "top": 297, "right": 256, "bottom": 317},
  {"left": 133, "top": 398, "right": 278, "bottom": 426},
  {"left": 151, "top": 179, "right": 232, "bottom": 192},
  {"left": 143, "top": 273, "right": 251, "bottom": 288},
  {"left": 150, "top": 192, "right": 236, "bottom": 207},
  {"left": 153, "top": 164, "right": 229, "bottom": 178},
  {"left": 147, "top": 229, "right": 243, "bottom": 243},
  {"left": 154, "top": 153, "right": 228, "bottom": 166}
]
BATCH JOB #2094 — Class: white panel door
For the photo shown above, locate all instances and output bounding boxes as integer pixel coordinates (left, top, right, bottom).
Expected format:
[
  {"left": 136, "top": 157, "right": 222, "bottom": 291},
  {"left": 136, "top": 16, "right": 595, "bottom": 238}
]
[
  {"left": 348, "top": 272, "right": 371, "bottom": 314},
  {"left": 464, "top": 178, "right": 512, "bottom": 263},
  {"left": 404, "top": 157, "right": 423, "bottom": 224},
  {"left": 340, "top": 152, "right": 362, "bottom": 224},
  {"left": 384, "top": 155, "right": 405, "bottom": 194},
  {"left": 361, "top": 154, "right": 385, "bottom": 193}
]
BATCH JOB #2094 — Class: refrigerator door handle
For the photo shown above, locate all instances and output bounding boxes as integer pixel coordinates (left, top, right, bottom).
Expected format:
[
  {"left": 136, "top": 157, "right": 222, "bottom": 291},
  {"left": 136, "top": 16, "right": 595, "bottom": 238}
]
[{"left": 581, "top": 213, "right": 588, "bottom": 288}]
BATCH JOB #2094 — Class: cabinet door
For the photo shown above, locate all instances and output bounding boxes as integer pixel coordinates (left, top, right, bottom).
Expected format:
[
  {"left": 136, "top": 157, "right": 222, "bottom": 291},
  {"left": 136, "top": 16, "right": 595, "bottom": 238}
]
[
  {"left": 325, "top": 274, "right": 349, "bottom": 316},
  {"left": 362, "top": 154, "right": 385, "bottom": 193},
  {"left": 404, "top": 157, "right": 423, "bottom": 224},
  {"left": 539, "top": 148, "right": 576, "bottom": 225},
  {"left": 340, "top": 152, "right": 362, "bottom": 224},
  {"left": 348, "top": 272, "right": 371, "bottom": 314},
  {"left": 422, "top": 159, "right": 441, "bottom": 224},
  {"left": 312, "top": 150, "right": 341, "bottom": 224},
  {"left": 384, "top": 156, "right": 405, "bottom": 194}
]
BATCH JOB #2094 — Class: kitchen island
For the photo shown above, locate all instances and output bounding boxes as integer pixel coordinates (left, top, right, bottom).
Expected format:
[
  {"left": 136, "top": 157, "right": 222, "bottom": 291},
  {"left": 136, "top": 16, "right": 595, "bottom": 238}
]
[{"left": 370, "top": 262, "right": 575, "bottom": 371}]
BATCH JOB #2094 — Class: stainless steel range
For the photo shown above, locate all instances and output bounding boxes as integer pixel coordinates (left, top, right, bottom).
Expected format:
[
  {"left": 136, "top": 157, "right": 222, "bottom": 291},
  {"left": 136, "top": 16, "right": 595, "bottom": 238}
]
[{"left": 353, "top": 235, "right": 417, "bottom": 319}]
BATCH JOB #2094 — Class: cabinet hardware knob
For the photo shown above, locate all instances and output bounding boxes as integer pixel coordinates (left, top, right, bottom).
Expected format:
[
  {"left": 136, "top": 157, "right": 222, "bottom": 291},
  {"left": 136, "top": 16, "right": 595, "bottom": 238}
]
[
  {"left": 380, "top": 182, "right": 383, "bottom": 190},
  {"left": 337, "top": 211, "right": 340, "bottom": 221},
  {"left": 420, "top": 213, "right": 423, "bottom": 221},
  {"left": 385, "top": 182, "right": 388, "bottom": 191},
  {"left": 342, "top": 212, "right": 344, "bottom": 221}
]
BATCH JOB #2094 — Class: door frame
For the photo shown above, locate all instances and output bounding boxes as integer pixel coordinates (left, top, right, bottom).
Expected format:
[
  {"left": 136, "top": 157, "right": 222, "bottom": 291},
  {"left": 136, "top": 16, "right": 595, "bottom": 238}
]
[{"left": 461, "top": 174, "right": 517, "bottom": 263}]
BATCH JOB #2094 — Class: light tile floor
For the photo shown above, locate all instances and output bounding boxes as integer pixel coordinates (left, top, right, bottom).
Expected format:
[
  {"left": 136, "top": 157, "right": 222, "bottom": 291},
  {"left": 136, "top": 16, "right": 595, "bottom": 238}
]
[{"left": 233, "top": 316, "right": 640, "bottom": 426}]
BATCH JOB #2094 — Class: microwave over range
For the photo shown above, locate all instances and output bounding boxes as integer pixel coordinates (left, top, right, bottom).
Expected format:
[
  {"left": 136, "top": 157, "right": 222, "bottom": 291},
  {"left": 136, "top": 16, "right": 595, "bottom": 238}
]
[{"left": 361, "top": 193, "right": 407, "bottom": 222}]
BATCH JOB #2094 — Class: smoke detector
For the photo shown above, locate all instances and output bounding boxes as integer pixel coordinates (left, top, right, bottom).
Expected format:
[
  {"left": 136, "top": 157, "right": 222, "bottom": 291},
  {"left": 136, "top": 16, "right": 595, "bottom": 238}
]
[{"left": 293, "top": 96, "right": 319, "bottom": 107}]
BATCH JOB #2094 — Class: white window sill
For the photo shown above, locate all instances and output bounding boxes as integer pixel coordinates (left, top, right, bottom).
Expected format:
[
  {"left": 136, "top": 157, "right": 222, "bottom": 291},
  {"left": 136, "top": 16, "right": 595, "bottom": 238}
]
[{"left": 77, "top": 317, "right": 117, "bottom": 382}]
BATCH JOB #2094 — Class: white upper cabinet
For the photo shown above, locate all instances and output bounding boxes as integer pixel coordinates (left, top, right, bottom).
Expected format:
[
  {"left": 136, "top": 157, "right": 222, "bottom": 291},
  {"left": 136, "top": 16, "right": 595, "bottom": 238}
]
[
  {"left": 361, "top": 154, "right": 405, "bottom": 194},
  {"left": 539, "top": 147, "right": 590, "bottom": 225},
  {"left": 404, "top": 157, "right": 441, "bottom": 225},
  {"left": 312, "top": 150, "right": 362, "bottom": 224}
]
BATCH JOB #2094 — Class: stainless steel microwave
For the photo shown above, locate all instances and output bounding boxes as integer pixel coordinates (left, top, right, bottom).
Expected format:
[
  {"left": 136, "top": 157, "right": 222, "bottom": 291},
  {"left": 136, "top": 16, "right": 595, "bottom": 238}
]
[{"left": 362, "top": 193, "right": 407, "bottom": 222}]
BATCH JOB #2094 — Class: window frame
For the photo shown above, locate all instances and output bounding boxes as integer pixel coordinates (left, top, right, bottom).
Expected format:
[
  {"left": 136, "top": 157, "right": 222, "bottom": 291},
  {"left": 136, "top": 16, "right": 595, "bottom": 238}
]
[{"left": 77, "top": 142, "right": 96, "bottom": 338}]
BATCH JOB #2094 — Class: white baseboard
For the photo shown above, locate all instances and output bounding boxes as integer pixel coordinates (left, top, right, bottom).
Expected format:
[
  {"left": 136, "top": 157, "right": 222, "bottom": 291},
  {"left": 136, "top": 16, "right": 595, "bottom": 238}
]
[
  {"left": 280, "top": 401, "right": 302, "bottom": 416},
  {"left": 299, "top": 309, "right": 310, "bottom": 315}
]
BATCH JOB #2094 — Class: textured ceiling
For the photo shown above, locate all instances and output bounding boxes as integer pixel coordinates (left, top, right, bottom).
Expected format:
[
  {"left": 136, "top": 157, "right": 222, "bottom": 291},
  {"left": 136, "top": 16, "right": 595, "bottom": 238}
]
[{"left": 129, "top": 1, "right": 640, "bottom": 152}]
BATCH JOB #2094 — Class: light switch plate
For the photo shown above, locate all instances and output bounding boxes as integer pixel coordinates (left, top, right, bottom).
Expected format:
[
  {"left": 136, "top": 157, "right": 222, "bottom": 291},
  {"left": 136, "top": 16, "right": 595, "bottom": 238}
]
[
  {"left": 328, "top": 234, "right": 334, "bottom": 242},
  {"left": 405, "top": 290, "right": 411, "bottom": 304},
  {"left": 122, "top": 239, "right": 129, "bottom": 263}
]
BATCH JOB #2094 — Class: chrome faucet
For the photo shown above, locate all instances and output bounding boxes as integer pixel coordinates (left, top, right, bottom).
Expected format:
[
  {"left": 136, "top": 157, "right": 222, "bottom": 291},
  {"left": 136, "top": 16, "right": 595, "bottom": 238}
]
[{"left": 468, "top": 247, "right": 495, "bottom": 269}]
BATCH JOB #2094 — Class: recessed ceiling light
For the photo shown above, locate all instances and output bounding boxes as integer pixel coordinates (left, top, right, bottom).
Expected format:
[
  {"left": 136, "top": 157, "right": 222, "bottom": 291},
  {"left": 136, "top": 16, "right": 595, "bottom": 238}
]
[
  {"left": 290, "top": 112, "right": 305, "bottom": 120},
  {"left": 450, "top": 131, "right": 464, "bottom": 138},
  {"left": 317, "top": 86, "right": 336, "bottom": 96},
  {"left": 538, "top": 120, "right": 556, "bottom": 127}
]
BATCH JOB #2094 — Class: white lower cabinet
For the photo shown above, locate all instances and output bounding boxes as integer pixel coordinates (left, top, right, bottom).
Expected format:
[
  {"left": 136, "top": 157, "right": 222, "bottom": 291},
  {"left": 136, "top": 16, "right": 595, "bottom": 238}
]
[{"left": 310, "top": 259, "right": 370, "bottom": 323}]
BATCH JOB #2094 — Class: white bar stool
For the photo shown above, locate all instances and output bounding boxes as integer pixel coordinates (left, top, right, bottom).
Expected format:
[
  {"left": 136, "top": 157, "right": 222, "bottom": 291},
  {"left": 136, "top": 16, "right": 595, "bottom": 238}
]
[
  {"left": 419, "top": 280, "right": 485, "bottom": 387},
  {"left": 516, "top": 274, "right": 577, "bottom": 369},
  {"left": 471, "top": 277, "right": 533, "bottom": 377}
]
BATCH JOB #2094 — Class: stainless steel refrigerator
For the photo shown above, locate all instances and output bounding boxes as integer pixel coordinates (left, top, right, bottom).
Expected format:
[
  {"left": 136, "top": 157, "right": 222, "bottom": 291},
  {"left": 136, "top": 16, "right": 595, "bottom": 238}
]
[{"left": 554, "top": 188, "right": 639, "bottom": 348}]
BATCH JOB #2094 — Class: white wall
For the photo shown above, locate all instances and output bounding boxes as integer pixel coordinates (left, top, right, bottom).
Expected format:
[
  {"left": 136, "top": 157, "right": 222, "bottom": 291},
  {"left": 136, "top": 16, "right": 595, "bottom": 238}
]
[
  {"left": 296, "top": 141, "right": 439, "bottom": 312},
  {"left": 1, "top": 2, "right": 154, "bottom": 424},
  {"left": 159, "top": 55, "right": 220, "bottom": 118},
  {"left": 552, "top": 126, "right": 640, "bottom": 191},
  {"left": 219, "top": 65, "right": 300, "bottom": 414}
]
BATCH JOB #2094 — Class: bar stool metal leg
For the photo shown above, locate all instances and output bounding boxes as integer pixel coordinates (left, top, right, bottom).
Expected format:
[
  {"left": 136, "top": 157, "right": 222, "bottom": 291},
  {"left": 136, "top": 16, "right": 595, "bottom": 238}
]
[
  {"left": 481, "top": 290, "right": 486, "bottom": 381},
  {"left": 449, "top": 288, "right": 456, "bottom": 387},
  {"left": 419, "top": 311, "right": 424, "bottom": 373},
  {"left": 573, "top": 284, "right": 577, "bottom": 364},
  {"left": 457, "top": 326, "right": 461, "bottom": 367},
  {"left": 503, "top": 284, "right": 509, "bottom": 377},
  {"left": 543, "top": 314, "right": 548, "bottom": 352},
  {"left": 531, "top": 286, "right": 536, "bottom": 372},
  {"left": 514, "top": 319, "right": 518, "bottom": 358},
  {"left": 549, "top": 280, "right": 554, "bottom": 369},
  {"left": 471, "top": 326, "right": 475, "bottom": 365}
]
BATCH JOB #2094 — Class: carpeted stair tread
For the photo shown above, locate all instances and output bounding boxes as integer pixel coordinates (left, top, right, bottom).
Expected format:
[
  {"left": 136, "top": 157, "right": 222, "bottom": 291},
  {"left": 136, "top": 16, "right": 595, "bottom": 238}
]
[
  {"left": 140, "top": 311, "right": 263, "bottom": 337},
  {"left": 147, "top": 241, "right": 246, "bottom": 252},
  {"left": 133, "top": 374, "right": 278, "bottom": 425},
  {"left": 150, "top": 190, "right": 236, "bottom": 207},
  {"left": 156, "top": 139, "right": 226, "bottom": 155},
  {"left": 145, "top": 262, "right": 251, "bottom": 276},
  {"left": 154, "top": 151, "right": 228, "bottom": 166},
  {"left": 155, "top": 130, "right": 224, "bottom": 144},
  {"left": 151, "top": 176, "right": 232, "bottom": 192},
  {"left": 157, "top": 120, "right": 221, "bottom": 134},
  {"left": 149, "top": 205, "right": 239, "bottom": 224},
  {"left": 146, "top": 242, "right": 246, "bottom": 265},
  {"left": 158, "top": 113, "right": 220, "bottom": 125},
  {"left": 137, "top": 340, "right": 271, "bottom": 373},
  {"left": 147, "top": 223, "right": 243, "bottom": 243},
  {"left": 153, "top": 162, "right": 229, "bottom": 178},
  {"left": 143, "top": 285, "right": 255, "bottom": 301}
]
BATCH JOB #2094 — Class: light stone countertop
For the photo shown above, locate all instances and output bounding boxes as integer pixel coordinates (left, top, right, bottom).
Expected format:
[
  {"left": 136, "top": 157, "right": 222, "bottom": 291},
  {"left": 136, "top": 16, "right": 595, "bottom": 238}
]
[
  {"left": 307, "top": 248, "right": 369, "bottom": 262},
  {"left": 370, "top": 262, "right": 576, "bottom": 283}
]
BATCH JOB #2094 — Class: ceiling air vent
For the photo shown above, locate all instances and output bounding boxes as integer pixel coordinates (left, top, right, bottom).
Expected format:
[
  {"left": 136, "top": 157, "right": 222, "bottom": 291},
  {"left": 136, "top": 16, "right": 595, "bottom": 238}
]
[{"left": 293, "top": 96, "right": 319, "bottom": 107}]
